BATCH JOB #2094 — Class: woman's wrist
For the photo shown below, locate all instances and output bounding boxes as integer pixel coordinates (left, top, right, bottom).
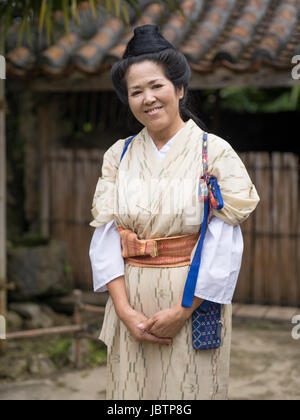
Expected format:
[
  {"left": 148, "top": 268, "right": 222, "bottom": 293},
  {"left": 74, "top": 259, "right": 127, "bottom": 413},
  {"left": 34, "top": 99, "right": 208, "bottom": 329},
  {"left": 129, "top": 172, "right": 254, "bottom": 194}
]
[
  {"left": 117, "top": 303, "right": 134, "bottom": 323},
  {"left": 174, "top": 304, "right": 193, "bottom": 322},
  {"left": 174, "top": 296, "right": 203, "bottom": 321},
  {"left": 107, "top": 275, "right": 133, "bottom": 322}
]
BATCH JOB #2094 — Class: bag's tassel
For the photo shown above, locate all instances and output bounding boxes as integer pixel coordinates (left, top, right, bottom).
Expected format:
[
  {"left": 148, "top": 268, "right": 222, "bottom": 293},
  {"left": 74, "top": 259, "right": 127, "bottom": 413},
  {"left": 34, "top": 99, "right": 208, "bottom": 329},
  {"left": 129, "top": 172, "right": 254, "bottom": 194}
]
[
  {"left": 198, "top": 175, "right": 223, "bottom": 224},
  {"left": 198, "top": 177, "right": 208, "bottom": 202}
]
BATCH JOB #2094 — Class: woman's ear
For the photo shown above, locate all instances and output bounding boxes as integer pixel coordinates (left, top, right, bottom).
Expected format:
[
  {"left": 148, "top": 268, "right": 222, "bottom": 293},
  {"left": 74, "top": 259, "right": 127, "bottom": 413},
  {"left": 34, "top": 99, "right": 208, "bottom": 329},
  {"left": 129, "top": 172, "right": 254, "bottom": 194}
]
[{"left": 178, "top": 85, "right": 184, "bottom": 100}]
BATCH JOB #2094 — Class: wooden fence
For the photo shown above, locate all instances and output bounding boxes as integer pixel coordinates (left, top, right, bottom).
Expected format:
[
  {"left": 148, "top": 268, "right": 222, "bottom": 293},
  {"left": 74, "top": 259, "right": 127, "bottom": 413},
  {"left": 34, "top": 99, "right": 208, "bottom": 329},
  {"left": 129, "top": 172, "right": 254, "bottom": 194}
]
[
  {"left": 49, "top": 149, "right": 104, "bottom": 291},
  {"left": 49, "top": 149, "right": 300, "bottom": 306},
  {"left": 237, "top": 152, "right": 299, "bottom": 306}
]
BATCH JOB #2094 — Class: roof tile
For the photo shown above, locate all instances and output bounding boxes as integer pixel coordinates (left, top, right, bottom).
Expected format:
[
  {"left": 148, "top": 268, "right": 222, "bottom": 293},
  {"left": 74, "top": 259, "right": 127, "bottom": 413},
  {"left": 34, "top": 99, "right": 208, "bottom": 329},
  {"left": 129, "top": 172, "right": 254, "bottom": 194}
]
[{"left": 5, "top": 0, "right": 300, "bottom": 78}]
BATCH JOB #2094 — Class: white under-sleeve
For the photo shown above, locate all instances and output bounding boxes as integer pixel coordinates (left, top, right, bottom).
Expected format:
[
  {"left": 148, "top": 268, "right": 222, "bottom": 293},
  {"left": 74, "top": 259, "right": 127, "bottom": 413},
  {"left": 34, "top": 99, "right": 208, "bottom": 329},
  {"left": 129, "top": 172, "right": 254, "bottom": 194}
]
[
  {"left": 194, "top": 216, "right": 243, "bottom": 304},
  {"left": 89, "top": 220, "right": 124, "bottom": 292}
]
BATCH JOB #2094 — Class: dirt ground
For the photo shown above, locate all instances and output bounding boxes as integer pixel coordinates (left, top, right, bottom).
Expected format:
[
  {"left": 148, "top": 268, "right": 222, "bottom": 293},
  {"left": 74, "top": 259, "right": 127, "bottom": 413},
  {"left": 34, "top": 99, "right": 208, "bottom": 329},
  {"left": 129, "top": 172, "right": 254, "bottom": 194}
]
[
  {"left": 229, "top": 319, "right": 300, "bottom": 400},
  {"left": 0, "top": 318, "right": 299, "bottom": 400}
]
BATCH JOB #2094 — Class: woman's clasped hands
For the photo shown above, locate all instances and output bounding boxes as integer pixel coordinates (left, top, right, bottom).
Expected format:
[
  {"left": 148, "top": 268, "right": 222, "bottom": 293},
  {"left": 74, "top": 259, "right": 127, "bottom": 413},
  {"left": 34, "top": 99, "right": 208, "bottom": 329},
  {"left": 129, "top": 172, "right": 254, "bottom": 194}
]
[
  {"left": 109, "top": 277, "right": 200, "bottom": 346},
  {"left": 133, "top": 301, "right": 192, "bottom": 344},
  {"left": 134, "top": 297, "right": 203, "bottom": 344},
  {"left": 120, "top": 306, "right": 173, "bottom": 345}
]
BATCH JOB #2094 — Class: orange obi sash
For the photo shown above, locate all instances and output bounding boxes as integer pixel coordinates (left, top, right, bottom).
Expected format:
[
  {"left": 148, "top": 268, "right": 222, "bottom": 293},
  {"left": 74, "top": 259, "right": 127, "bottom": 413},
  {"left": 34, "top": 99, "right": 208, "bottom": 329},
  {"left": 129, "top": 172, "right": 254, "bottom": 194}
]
[{"left": 117, "top": 226, "right": 200, "bottom": 268}]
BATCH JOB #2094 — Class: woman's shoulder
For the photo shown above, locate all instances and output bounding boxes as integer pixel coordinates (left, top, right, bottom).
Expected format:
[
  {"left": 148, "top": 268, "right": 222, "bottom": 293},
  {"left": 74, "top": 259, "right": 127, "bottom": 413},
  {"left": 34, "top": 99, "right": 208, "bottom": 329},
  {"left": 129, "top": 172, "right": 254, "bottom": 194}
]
[
  {"left": 207, "top": 131, "right": 233, "bottom": 154},
  {"left": 104, "top": 135, "right": 134, "bottom": 163},
  {"left": 205, "top": 131, "right": 242, "bottom": 172}
]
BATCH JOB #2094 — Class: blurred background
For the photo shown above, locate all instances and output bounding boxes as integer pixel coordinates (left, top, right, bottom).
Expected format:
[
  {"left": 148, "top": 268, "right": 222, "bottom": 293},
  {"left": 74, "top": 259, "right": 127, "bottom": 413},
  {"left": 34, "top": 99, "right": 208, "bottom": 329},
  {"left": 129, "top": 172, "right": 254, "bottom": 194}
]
[{"left": 0, "top": 0, "right": 299, "bottom": 400}]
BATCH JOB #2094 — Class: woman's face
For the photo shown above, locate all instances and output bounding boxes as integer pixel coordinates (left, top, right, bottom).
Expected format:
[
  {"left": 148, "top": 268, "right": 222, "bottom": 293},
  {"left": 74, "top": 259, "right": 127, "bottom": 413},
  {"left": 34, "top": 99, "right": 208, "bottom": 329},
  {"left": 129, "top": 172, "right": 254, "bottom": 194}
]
[{"left": 125, "top": 60, "right": 184, "bottom": 133}]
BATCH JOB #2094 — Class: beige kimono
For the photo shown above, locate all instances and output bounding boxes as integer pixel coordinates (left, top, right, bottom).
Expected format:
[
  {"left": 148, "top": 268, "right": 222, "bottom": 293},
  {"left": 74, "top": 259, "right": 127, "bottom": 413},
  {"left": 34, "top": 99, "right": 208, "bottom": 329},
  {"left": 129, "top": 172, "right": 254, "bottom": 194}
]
[{"left": 90, "top": 118, "right": 260, "bottom": 400}]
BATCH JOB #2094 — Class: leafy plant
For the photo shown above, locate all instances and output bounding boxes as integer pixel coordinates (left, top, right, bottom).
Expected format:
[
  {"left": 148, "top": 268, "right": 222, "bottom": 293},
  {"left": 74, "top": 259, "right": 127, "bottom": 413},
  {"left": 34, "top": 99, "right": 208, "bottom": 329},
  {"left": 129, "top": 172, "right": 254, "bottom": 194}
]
[
  {"left": 63, "top": 263, "right": 72, "bottom": 274},
  {"left": 11, "top": 234, "right": 50, "bottom": 247},
  {"left": 200, "top": 86, "right": 300, "bottom": 114},
  {"left": 0, "top": 0, "right": 185, "bottom": 48},
  {"left": 84, "top": 340, "right": 107, "bottom": 367},
  {"left": 48, "top": 337, "right": 72, "bottom": 367},
  {"left": 219, "top": 86, "right": 300, "bottom": 113}
]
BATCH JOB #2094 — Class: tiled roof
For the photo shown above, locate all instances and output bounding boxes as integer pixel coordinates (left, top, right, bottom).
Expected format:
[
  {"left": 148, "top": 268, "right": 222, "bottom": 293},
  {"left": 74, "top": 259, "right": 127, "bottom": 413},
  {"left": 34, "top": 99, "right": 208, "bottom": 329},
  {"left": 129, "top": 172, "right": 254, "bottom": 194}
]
[{"left": 5, "top": 0, "right": 300, "bottom": 79}]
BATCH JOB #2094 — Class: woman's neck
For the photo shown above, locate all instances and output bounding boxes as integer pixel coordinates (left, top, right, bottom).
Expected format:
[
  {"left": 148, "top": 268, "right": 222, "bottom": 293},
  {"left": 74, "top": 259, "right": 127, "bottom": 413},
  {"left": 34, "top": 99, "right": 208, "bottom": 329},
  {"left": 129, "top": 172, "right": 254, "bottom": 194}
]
[{"left": 148, "top": 119, "right": 186, "bottom": 150}]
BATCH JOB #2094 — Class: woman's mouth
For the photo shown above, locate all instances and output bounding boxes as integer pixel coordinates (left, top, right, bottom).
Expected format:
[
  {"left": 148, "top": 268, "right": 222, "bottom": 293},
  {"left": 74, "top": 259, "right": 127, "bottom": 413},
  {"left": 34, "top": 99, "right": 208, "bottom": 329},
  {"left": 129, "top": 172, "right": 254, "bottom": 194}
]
[{"left": 144, "top": 106, "right": 163, "bottom": 116}]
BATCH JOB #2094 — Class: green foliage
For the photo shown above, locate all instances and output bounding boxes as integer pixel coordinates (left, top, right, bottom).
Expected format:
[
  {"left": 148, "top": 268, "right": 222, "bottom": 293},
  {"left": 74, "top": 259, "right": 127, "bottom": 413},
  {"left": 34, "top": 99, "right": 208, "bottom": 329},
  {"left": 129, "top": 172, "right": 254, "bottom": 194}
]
[
  {"left": 11, "top": 233, "right": 50, "bottom": 247},
  {"left": 217, "top": 86, "right": 300, "bottom": 113},
  {"left": 48, "top": 337, "right": 72, "bottom": 367},
  {"left": 63, "top": 263, "right": 72, "bottom": 274},
  {"left": 83, "top": 122, "right": 93, "bottom": 133},
  {"left": 0, "top": 1, "right": 184, "bottom": 47},
  {"left": 84, "top": 340, "right": 107, "bottom": 367},
  {"left": 47, "top": 337, "right": 107, "bottom": 369}
]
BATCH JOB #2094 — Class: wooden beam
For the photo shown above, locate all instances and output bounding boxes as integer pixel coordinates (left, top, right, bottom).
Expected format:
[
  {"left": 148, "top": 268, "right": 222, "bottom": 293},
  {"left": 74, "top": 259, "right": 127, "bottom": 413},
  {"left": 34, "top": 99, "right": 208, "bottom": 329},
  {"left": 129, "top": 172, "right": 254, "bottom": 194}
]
[
  {"left": 21, "top": 66, "right": 300, "bottom": 93},
  {"left": 6, "top": 324, "right": 84, "bottom": 340},
  {"left": 189, "top": 66, "right": 300, "bottom": 89},
  {"left": 30, "top": 70, "right": 113, "bottom": 92}
]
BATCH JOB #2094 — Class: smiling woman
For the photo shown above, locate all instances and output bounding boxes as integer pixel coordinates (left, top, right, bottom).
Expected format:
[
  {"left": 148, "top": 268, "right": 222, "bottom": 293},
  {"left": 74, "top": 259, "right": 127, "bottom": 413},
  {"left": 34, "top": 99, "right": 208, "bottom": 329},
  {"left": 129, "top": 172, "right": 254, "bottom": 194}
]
[{"left": 89, "top": 24, "right": 260, "bottom": 400}]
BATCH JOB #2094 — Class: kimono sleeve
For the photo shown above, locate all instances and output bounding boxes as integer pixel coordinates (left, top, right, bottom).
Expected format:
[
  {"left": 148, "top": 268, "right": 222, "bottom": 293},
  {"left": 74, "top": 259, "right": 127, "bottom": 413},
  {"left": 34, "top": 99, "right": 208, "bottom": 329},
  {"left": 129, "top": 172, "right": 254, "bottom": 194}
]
[
  {"left": 90, "top": 138, "right": 126, "bottom": 228},
  {"left": 89, "top": 220, "right": 125, "bottom": 292},
  {"left": 207, "top": 134, "right": 260, "bottom": 226}
]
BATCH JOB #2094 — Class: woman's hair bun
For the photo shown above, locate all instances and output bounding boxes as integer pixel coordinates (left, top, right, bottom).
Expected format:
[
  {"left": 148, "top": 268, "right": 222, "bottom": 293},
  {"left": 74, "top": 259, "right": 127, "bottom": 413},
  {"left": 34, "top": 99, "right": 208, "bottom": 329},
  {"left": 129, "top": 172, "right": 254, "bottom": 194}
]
[
  {"left": 133, "top": 24, "right": 159, "bottom": 36},
  {"left": 123, "top": 24, "right": 175, "bottom": 59},
  {"left": 134, "top": 25, "right": 159, "bottom": 35}
]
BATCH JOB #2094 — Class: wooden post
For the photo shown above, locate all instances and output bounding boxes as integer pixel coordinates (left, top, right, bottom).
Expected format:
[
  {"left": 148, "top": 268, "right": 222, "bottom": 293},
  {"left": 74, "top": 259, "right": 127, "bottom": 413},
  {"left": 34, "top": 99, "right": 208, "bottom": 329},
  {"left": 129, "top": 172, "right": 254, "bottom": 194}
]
[
  {"left": 38, "top": 102, "right": 51, "bottom": 237},
  {"left": 0, "top": 38, "right": 7, "bottom": 353},
  {"left": 37, "top": 96, "right": 64, "bottom": 238},
  {"left": 73, "top": 289, "right": 83, "bottom": 369}
]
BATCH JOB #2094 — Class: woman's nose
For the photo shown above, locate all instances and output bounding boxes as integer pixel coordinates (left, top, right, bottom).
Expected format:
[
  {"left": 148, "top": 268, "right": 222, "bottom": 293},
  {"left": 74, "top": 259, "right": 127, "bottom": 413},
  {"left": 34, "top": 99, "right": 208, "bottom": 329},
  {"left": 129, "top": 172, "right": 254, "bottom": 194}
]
[{"left": 143, "top": 90, "right": 156, "bottom": 104}]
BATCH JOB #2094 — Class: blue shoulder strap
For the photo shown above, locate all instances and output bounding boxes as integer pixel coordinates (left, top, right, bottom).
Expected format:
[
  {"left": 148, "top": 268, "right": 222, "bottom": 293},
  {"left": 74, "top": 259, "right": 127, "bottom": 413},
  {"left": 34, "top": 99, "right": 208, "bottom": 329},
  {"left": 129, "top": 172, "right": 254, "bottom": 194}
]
[
  {"left": 120, "top": 135, "right": 136, "bottom": 163},
  {"left": 181, "top": 132, "right": 224, "bottom": 308},
  {"left": 181, "top": 196, "right": 209, "bottom": 307}
]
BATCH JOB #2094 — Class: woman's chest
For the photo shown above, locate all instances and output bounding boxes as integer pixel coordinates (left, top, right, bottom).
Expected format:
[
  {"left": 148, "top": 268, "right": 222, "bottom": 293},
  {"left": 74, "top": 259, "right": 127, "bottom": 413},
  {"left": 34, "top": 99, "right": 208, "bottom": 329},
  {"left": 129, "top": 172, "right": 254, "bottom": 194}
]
[{"left": 115, "top": 144, "right": 204, "bottom": 227}]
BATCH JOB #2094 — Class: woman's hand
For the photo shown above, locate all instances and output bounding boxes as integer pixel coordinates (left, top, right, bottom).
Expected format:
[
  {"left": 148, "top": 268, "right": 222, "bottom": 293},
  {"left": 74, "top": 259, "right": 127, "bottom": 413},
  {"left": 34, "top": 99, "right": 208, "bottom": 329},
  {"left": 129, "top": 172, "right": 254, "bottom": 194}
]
[
  {"left": 137, "top": 305, "right": 188, "bottom": 338},
  {"left": 137, "top": 297, "right": 203, "bottom": 339},
  {"left": 107, "top": 275, "right": 171, "bottom": 345},
  {"left": 120, "top": 306, "right": 173, "bottom": 346}
]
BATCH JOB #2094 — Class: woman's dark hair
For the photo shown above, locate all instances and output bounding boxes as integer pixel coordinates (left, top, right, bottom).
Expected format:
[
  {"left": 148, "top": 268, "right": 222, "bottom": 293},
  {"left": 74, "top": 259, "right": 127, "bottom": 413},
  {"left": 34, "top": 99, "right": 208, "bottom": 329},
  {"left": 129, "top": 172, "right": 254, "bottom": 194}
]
[{"left": 110, "top": 48, "right": 209, "bottom": 132}]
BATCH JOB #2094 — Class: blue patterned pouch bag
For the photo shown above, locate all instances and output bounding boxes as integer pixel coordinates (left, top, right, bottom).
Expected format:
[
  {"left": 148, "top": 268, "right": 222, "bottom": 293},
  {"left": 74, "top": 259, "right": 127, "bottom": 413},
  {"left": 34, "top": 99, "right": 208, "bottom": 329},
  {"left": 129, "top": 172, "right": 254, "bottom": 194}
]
[{"left": 192, "top": 300, "right": 222, "bottom": 350}]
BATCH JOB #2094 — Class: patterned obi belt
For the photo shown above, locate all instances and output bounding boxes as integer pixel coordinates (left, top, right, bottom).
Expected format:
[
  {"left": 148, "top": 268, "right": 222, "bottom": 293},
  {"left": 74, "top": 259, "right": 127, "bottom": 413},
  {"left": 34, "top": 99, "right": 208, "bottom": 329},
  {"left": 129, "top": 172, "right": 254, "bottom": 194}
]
[{"left": 117, "top": 226, "right": 200, "bottom": 268}]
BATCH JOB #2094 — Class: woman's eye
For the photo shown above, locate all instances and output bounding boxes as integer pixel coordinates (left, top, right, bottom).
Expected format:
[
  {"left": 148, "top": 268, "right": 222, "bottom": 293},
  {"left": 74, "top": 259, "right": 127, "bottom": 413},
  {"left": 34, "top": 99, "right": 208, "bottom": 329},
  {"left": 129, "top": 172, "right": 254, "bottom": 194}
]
[{"left": 131, "top": 85, "right": 162, "bottom": 96}]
